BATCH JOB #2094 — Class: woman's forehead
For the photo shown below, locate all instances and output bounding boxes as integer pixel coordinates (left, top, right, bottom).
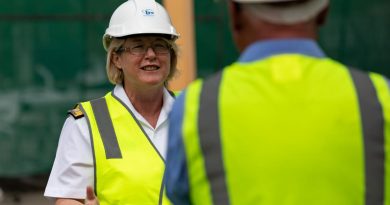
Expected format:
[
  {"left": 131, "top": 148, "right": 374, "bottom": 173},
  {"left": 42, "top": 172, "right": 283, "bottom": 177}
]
[{"left": 126, "top": 35, "right": 167, "bottom": 42}]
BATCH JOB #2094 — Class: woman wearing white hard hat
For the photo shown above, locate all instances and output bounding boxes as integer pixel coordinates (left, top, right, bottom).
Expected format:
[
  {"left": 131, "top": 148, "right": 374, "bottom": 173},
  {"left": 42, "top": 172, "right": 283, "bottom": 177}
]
[{"left": 44, "top": 0, "right": 179, "bottom": 204}]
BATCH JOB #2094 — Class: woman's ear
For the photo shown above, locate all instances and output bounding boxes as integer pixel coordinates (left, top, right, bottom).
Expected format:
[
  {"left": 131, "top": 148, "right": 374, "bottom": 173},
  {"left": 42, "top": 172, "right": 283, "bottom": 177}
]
[{"left": 112, "top": 52, "right": 122, "bottom": 69}]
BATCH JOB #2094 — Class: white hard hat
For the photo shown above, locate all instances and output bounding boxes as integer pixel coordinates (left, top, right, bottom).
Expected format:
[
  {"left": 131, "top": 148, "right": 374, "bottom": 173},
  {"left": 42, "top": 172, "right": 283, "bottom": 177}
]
[
  {"left": 232, "top": 0, "right": 329, "bottom": 25},
  {"left": 103, "top": 0, "right": 179, "bottom": 50}
]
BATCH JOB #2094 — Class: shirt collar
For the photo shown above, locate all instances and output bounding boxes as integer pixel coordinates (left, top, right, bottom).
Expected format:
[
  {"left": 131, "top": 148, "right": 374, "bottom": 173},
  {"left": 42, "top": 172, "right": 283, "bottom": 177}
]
[{"left": 238, "top": 38, "right": 326, "bottom": 63}]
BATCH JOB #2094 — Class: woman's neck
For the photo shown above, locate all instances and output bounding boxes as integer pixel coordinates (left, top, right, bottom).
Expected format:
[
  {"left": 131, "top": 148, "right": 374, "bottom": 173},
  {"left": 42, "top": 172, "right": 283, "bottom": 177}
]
[{"left": 124, "top": 85, "right": 164, "bottom": 128}]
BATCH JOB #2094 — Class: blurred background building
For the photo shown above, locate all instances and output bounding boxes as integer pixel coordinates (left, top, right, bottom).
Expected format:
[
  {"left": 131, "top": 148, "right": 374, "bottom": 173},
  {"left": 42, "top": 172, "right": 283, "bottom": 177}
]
[{"left": 0, "top": 0, "right": 389, "bottom": 204}]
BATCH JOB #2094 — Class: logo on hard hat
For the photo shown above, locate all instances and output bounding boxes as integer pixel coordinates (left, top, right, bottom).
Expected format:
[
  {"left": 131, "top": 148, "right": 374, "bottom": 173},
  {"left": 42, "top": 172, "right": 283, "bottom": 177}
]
[{"left": 142, "top": 9, "right": 155, "bottom": 16}]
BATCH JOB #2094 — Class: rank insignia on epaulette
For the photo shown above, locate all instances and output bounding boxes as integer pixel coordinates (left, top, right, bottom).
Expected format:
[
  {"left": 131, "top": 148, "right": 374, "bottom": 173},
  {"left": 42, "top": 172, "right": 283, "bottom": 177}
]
[{"left": 68, "top": 105, "right": 84, "bottom": 119}]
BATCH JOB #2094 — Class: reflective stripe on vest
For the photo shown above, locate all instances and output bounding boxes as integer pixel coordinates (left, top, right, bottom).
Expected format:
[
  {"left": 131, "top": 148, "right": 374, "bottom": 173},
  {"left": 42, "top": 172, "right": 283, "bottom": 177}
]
[
  {"left": 90, "top": 98, "right": 122, "bottom": 159},
  {"left": 198, "top": 72, "right": 230, "bottom": 205},
  {"left": 79, "top": 92, "right": 171, "bottom": 205},
  {"left": 197, "top": 67, "right": 385, "bottom": 204},
  {"left": 349, "top": 68, "right": 385, "bottom": 205}
]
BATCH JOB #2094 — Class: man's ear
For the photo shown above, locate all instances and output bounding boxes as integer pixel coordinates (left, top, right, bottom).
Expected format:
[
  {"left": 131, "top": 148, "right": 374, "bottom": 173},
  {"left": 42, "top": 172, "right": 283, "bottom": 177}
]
[
  {"left": 317, "top": 5, "right": 329, "bottom": 26},
  {"left": 228, "top": 1, "right": 243, "bottom": 32}
]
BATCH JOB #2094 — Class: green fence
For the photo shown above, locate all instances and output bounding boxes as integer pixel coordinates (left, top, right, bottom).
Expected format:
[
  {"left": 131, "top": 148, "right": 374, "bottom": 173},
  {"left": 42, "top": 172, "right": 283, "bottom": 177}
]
[
  {"left": 195, "top": 0, "right": 390, "bottom": 78},
  {"left": 0, "top": 0, "right": 389, "bottom": 177},
  {"left": 0, "top": 0, "right": 122, "bottom": 176}
]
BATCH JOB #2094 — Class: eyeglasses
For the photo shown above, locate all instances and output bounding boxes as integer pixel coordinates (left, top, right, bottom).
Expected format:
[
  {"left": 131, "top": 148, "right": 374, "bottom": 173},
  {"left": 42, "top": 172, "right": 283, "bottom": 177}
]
[{"left": 116, "top": 41, "right": 171, "bottom": 56}]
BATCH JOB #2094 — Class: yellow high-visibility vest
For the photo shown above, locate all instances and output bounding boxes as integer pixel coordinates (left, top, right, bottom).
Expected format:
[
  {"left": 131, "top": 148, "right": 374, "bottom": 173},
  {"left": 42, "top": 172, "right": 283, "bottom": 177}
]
[
  {"left": 80, "top": 92, "right": 171, "bottom": 205},
  {"left": 182, "top": 54, "right": 390, "bottom": 205}
]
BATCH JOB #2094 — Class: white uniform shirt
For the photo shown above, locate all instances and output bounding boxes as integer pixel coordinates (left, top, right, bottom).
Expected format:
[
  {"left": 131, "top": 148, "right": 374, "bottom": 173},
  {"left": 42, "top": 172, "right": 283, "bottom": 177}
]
[{"left": 44, "top": 84, "right": 174, "bottom": 199}]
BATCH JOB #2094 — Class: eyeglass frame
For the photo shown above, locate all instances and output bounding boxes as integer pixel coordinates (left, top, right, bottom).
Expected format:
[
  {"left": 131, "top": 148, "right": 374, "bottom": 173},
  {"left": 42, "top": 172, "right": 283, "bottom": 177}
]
[{"left": 115, "top": 40, "right": 172, "bottom": 56}]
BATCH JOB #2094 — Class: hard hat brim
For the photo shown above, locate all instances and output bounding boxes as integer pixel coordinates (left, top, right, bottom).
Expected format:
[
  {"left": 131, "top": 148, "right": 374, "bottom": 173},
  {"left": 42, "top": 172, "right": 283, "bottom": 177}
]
[
  {"left": 235, "top": 0, "right": 329, "bottom": 25},
  {"left": 102, "top": 33, "right": 179, "bottom": 51}
]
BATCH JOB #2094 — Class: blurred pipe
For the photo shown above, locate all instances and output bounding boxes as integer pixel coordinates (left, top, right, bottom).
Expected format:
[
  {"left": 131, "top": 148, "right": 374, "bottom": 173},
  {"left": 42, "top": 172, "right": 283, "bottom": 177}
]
[
  {"left": 0, "top": 187, "right": 3, "bottom": 202},
  {"left": 163, "top": 0, "right": 197, "bottom": 91}
]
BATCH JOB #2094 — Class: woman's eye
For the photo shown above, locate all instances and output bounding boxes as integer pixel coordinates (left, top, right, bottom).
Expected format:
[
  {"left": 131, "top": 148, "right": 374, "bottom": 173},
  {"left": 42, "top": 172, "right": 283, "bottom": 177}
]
[
  {"left": 154, "top": 44, "right": 165, "bottom": 49},
  {"left": 133, "top": 45, "right": 144, "bottom": 49}
]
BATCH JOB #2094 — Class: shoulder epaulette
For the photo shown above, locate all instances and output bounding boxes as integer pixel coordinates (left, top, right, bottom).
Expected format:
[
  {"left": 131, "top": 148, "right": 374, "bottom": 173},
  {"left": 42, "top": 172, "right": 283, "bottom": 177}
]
[{"left": 67, "top": 104, "right": 84, "bottom": 119}]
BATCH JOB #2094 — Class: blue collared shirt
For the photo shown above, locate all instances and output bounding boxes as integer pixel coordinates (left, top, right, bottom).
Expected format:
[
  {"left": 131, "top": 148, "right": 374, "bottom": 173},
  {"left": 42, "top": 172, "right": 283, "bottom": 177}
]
[{"left": 165, "top": 39, "right": 328, "bottom": 205}]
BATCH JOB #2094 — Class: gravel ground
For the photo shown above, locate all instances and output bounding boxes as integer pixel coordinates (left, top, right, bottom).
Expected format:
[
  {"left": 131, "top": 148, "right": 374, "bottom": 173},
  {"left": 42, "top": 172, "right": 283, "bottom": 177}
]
[
  {"left": 0, "top": 190, "right": 52, "bottom": 205},
  {"left": 0, "top": 175, "right": 52, "bottom": 205}
]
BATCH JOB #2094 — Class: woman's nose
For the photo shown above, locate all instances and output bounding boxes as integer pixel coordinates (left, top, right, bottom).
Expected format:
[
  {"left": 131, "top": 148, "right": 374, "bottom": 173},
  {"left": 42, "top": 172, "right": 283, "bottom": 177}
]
[{"left": 144, "top": 47, "right": 157, "bottom": 57}]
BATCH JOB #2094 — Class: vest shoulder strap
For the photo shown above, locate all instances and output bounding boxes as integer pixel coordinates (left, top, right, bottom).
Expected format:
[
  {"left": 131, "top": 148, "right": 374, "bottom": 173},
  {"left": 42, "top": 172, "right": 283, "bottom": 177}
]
[
  {"left": 348, "top": 67, "right": 385, "bottom": 205},
  {"left": 90, "top": 97, "right": 122, "bottom": 159}
]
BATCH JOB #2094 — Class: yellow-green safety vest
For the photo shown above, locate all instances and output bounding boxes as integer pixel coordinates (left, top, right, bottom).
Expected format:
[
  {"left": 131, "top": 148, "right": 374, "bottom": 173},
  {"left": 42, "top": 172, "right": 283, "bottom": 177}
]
[
  {"left": 182, "top": 54, "right": 390, "bottom": 205},
  {"left": 79, "top": 92, "right": 171, "bottom": 205}
]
